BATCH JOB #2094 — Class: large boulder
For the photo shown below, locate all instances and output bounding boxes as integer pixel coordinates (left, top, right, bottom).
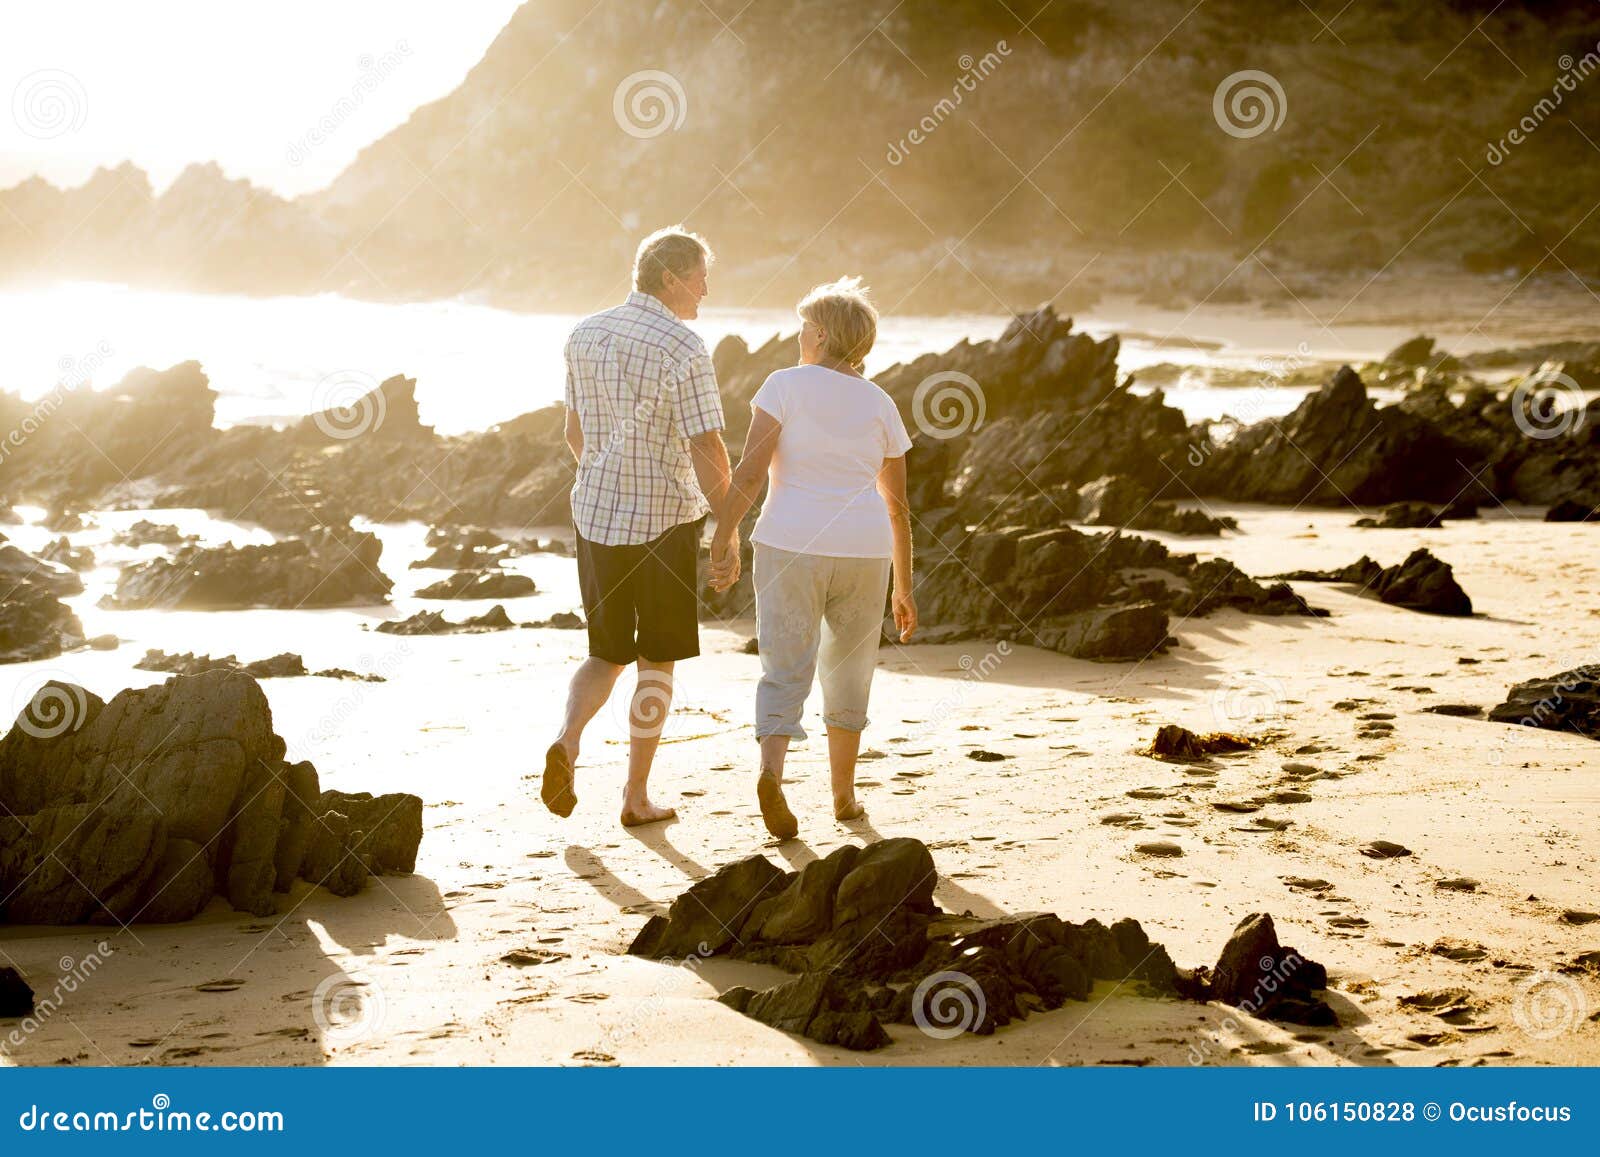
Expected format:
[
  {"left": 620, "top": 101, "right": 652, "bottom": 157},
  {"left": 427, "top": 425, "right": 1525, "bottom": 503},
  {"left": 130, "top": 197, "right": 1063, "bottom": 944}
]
[
  {"left": 1272, "top": 549, "right": 1470, "bottom": 616},
  {"left": 0, "top": 581, "right": 86, "bottom": 664},
  {"left": 0, "top": 671, "right": 422, "bottom": 923},
  {"left": 1197, "top": 366, "right": 1479, "bottom": 505},
  {"left": 1488, "top": 667, "right": 1600, "bottom": 739},
  {"left": 635, "top": 837, "right": 1213, "bottom": 1051},
  {"left": 101, "top": 525, "right": 392, "bottom": 609}
]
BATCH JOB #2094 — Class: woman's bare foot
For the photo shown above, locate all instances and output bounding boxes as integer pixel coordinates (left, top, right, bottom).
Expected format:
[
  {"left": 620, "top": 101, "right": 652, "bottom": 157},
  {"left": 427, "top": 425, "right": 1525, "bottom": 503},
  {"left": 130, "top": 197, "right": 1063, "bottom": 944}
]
[
  {"left": 541, "top": 741, "right": 577, "bottom": 817},
  {"left": 834, "top": 798, "right": 866, "bottom": 822},
  {"left": 620, "top": 799, "right": 677, "bottom": 827},
  {"left": 756, "top": 774, "right": 799, "bottom": 840}
]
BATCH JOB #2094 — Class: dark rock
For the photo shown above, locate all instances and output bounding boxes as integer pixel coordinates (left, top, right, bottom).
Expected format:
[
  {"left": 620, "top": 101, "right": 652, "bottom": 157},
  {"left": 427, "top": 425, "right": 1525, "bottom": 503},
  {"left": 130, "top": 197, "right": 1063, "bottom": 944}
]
[
  {"left": 1372, "top": 550, "right": 1471, "bottom": 616},
  {"left": 832, "top": 837, "right": 938, "bottom": 929},
  {"left": 743, "top": 844, "right": 861, "bottom": 944},
  {"left": 415, "top": 570, "right": 536, "bottom": 600},
  {"left": 38, "top": 536, "right": 95, "bottom": 572},
  {"left": 1196, "top": 367, "right": 1480, "bottom": 506},
  {"left": 377, "top": 604, "right": 518, "bottom": 634},
  {"left": 1423, "top": 703, "right": 1483, "bottom": 717},
  {"left": 134, "top": 649, "right": 309, "bottom": 678},
  {"left": 111, "top": 520, "right": 194, "bottom": 548},
  {"left": 102, "top": 525, "right": 392, "bottom": 609},
  {"left": 0, "top": 580, "right": 86, "bottom": 664},
  {"left": 1204, "top": 912, "right": 1335, "bottom": 1024},
  {"left": 1488, "top": 666, "right": 1600, "bottom": 739},
  {"left": 1546, "top": 498, "right": 1596, "bottom": 523},
  {"left": 1361, "top": 840, "right": 1412, "bottom": 859},
  {"left": 1147, "top": 724, "right": 1253, "bottom": 760},
  {"left": 628, "top": 854, "right": 788, "bottom": 957},
  {"left": 0, "top": 966, "right": 34, "bottom": 1016},
  {"left": 1354, "top": 502, "right": 1443, "bottom": 529},
  {"left": 0, "top": 544, "right": 84, "bottom": 598},
  {"left": 637, "top": 838, "right": 1297, "bottom": 1049},
  {"left": 0, "top": 671, "right": 421, "bottom": 924},
  {"left": 1275, "top": 550, "right": 1470, "bottom": 616}
]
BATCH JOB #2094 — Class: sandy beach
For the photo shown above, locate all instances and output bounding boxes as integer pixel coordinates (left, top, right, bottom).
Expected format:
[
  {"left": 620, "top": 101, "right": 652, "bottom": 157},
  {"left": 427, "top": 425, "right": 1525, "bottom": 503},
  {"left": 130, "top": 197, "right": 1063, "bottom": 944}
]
[{"left": 3, "top": 500, "right": 1596, "bottom": 1067}]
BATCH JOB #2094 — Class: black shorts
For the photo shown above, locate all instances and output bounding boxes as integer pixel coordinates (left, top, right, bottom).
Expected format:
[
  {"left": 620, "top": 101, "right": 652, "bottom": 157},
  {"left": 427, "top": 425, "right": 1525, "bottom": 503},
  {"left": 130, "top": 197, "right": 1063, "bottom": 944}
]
[{"left": 575, "top": 517, "right": 704, "bottom": 665}]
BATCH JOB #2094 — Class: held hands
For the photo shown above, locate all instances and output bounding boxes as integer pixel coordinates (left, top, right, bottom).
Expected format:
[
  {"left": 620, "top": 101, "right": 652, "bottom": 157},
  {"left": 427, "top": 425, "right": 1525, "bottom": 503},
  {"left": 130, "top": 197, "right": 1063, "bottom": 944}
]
[
  {"left": 892, "top": 587, "right": 918, "bottom": 643},
  {"left": 709, "top": 525, "right": 741, "bottom": 592}
]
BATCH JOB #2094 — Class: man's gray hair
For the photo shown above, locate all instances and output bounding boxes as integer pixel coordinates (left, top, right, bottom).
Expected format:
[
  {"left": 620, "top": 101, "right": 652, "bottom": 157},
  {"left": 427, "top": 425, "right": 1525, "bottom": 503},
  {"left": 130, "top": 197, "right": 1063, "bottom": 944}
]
[{"left": 633, "top": 225, "right": 713, "bottom": 295}]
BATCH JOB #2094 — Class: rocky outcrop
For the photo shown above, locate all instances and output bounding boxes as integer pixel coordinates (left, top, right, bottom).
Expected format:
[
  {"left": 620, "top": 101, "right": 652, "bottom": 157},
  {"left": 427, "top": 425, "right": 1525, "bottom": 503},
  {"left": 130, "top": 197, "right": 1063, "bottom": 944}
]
[
  {"left": 1354, "top": 502, "right": 1444, "bottom": 529},
  {"left": 0, "top": 967, "right": 32, "bottom": 1016},
  {"left": 1176, "top": 912, "right": 1334, "bottom": 1025},
  {"left": 1487, "top": 666, "right": 1600, "bottom": 739},
  {"left": 1272, "top": 548, "right": 1471, "bottom": 616},
  {"left": 111, "top": 520, "right": 195, "bottom": 548},
  {"left": 1195, "top": 367, "right": 1481, "bottom": 505},
  {"left": 414, "top": 571, "right": 536, "bottom": 600},
  {"left": 133, "top": 649, "right": 382, "bottom": 680},
  {"left": 100, "top": 525, "right": 392, "bottom": 609},
  {"left": 376, "top": 605, "right": 518, "bottom": 635},
  {"left": 0, "top": 581, "right": 86, "bottom": 664},
  {"left": 38, "top": 536, "right": 95, "bottom": 572},
  {"left": 910, "top": 522, "right": 1319, "bottom": 660},
  {"left": 633, "top": 838, "right": 1329, "bottom": 1049},
  {"left": 0, "top": 670, "right": 422, "bottom": 923}
]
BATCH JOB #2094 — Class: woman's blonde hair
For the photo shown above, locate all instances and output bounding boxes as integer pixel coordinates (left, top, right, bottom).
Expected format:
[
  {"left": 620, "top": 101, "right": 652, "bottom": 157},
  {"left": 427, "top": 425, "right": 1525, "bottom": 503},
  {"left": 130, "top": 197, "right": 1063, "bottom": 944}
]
[{"left": 797, "top": 276, "right": 878, "bottom": 370}]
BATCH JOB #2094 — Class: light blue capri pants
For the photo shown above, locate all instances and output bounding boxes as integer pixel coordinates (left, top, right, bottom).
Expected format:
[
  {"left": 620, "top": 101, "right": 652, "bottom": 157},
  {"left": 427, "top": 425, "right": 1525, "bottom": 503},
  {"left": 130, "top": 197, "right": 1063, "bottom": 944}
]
[{"left": 753, "top": 544, "right": 892, "bottom": 740}]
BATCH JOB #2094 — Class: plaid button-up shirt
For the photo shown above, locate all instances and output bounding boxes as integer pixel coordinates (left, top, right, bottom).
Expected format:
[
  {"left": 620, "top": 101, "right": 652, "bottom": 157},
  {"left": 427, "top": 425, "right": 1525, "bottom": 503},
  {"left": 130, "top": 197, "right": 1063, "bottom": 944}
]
[{"left": 564, "top": 291, "right": 726, "bottom": 546}]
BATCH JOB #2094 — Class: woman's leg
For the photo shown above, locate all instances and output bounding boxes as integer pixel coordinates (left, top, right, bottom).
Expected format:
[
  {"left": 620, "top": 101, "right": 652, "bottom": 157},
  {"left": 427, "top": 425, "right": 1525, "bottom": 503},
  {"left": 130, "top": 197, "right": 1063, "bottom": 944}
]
[
  {"left": 818, "top": 557, "right": 892, "bottom": 820},
  {"left": 753, "top": 545, "right": 825, "bottom": 838}
]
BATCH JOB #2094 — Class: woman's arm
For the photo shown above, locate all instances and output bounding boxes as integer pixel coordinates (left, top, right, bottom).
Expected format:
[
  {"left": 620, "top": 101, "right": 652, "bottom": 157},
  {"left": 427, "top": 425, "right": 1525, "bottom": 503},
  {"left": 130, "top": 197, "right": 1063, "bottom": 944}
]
[
  {"left": 709, "top": 406, "right": 782, "bottom": 590},
  {"left": 877, "top": 454, "right": 917, "bottom": 642}
]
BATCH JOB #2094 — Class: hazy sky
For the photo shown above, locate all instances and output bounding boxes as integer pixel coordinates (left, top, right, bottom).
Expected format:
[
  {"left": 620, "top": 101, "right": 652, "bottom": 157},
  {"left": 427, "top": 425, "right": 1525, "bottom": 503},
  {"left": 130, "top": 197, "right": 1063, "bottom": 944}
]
[{"left": 0, "top": 1, "right": 524, "bottom": 197}]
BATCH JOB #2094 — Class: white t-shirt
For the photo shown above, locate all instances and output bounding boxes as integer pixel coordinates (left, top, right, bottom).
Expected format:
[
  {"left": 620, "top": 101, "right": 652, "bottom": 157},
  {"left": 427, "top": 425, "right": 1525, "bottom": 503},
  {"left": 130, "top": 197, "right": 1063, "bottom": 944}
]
[{"left": 749, "top": 364, "right": 914, "bottom": 559}]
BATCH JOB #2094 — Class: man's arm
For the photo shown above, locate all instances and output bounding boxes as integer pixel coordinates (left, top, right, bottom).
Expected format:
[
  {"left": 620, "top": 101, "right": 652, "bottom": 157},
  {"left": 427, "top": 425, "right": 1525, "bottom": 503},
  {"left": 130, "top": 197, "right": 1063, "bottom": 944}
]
[
  {"left": 688, "top": 430, "right": 731, "bottom": 508},
  {"left": 564, "top": 408, "right": 583, "bottom": 461}
]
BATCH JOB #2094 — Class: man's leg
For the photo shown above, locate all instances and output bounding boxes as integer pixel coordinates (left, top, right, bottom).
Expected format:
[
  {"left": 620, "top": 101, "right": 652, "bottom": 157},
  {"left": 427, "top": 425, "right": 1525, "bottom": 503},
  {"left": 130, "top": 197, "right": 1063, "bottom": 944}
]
[
  {"left": 556, "top": 657, "right": 624, "bottom": 760},
  {"left": 621, "top": 659, "right": 676, "bottom": 826},
  {"left": 546, "top": 530, "right": 637, "bottom": 818}
]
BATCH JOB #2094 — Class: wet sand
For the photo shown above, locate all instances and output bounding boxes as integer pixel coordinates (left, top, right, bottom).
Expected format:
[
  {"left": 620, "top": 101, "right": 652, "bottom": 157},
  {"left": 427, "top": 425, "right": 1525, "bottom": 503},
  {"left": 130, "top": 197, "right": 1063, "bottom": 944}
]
[{"left": 2, "top": 502, "right": 1598, "bottom": 1067}]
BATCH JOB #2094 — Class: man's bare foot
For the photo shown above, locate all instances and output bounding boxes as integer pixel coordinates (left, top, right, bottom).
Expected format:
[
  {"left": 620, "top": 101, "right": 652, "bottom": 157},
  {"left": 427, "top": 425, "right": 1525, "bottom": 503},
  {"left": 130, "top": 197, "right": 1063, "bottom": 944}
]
[
  {"left": 620, "top": 800, "right": 677, "bottom": 827},
  {"left": 757, "top": 773, "right": 799, "bottom": 840},
  {"left": 541, "top": 742, "right": 576, "bottom": 817},
  {"left": 834, "top": 798, "right": 866, "bottom": 822}
]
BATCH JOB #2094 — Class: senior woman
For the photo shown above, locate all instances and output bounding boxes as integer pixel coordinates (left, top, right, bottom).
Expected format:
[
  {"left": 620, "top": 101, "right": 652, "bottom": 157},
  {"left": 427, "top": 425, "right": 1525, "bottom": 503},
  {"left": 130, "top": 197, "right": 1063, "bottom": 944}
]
[{"left": 711, "top": 277, "right": 916, "bottom": 840}]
